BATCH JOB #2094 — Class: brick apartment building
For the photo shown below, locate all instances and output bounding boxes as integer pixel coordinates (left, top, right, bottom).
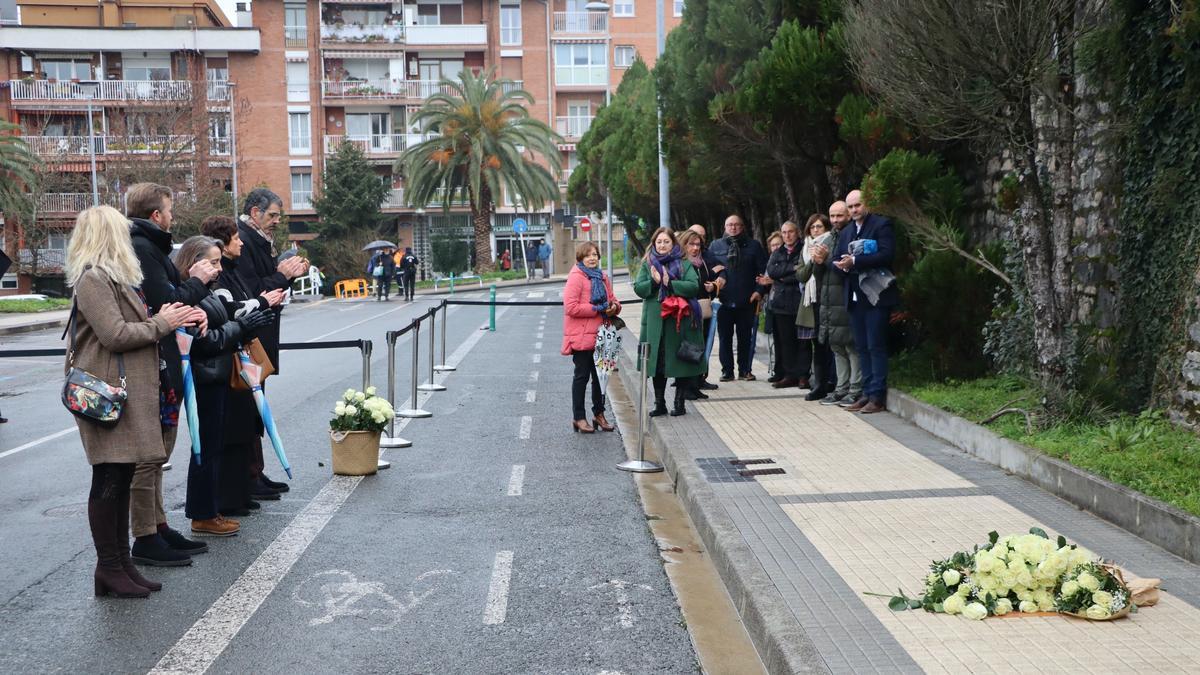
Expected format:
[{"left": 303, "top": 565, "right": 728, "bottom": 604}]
[{"left": 0, "top": 0, "right": 681, "bottom": 293}]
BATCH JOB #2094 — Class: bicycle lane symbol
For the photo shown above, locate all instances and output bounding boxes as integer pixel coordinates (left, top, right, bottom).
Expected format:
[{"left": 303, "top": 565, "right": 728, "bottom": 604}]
[{"left": 293, "top": 569, "right": 458, "bottom": 631}]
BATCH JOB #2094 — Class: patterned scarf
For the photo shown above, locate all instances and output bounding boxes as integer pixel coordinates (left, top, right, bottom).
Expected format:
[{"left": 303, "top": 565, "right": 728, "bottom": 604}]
[
  {"left": 577, "top": 262, "right": 609, "bottom": 313},
  {"left": 134, "top": 287, "right": 179, "bottom": 428},
  {"left": 649, "top": 245, "right": 702, "bottom": 329}
]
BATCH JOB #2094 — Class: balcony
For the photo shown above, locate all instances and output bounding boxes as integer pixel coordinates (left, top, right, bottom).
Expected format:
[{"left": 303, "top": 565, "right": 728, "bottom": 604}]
[
  {"left": 292, "top": 190, "right": 313, "bottom": 210},
  {"left": 9, "top": 79, "right": 194, "bottom": 103},
  {"left": 559, "top": 169, "right": 573, "bottom": 188},
  {"left": 285, "top": 24, "right": 307, "bottom": 48},
  {"left": 37, "top": 193, "right": 117, "bottom": 213},
  {"left": 555, "top": 116, "right": 594, "bottom": 139},
  {"left": 382, "top": 188, "right": 405, "bottom": 209},
  {"left": 553, "top": 12, "right": 608, "bottom": 35},
  {"left": 320, "top": 23, "right": 405, "bottom": 45},
  {"left": 324, "top": 134, "right": 407, "bottom": 156},
  {"left": 21, "top": 135, "right": 198, "bottom": 157},
  {"left": 206, "top": 80, "right": 231, "bottom": 102},
  {"left": 405, "top": 24, "right": 487, "bottom": 46}
]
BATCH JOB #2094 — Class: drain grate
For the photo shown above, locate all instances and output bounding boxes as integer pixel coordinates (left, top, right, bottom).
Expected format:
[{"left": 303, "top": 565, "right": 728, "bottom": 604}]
[
  {"left": 729, "top": 458, "right": 775, "bottom": 466},
  {"left": 738, "top": 467, "right": 787, "bottom": 477}
]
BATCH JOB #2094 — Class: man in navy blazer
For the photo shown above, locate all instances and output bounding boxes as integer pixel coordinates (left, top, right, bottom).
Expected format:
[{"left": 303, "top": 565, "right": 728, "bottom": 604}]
[{"left": 832, "top": 190, "right": 898, "bottom": 414}]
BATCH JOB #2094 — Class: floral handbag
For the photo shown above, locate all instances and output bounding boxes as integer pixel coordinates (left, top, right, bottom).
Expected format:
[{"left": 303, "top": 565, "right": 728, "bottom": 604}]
[{"left": 61, "top": 302, "right": 127, "bottom": 427}]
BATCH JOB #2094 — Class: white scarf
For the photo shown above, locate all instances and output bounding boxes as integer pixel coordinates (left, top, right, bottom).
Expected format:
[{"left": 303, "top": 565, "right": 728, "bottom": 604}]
[{"left": 802, "top": 233, "right": 835, "bottom": 306}]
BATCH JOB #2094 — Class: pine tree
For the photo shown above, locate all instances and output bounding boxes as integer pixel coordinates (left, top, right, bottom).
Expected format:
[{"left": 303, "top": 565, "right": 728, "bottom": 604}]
[{"left": 311, "top": 141, "right": 390, "bottom": 278}]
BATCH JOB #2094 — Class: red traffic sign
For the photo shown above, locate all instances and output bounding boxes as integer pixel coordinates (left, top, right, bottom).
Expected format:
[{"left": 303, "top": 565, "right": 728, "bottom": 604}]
[{"left": 579, "top": 217, "right": 591, "bottom": 232}]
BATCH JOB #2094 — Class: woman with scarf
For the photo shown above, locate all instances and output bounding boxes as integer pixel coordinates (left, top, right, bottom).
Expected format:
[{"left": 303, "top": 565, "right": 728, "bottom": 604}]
[
  {"left": 634, "top": 227, "right": 706, "bottom": 417},
  {"left": 765, "top": 222, "right": 807, "bottom": 388},
  {"left": 561, "top": 242, "right": 622, "bottom": 433},
  {"left": 797, "top": 214, "right": 839, "bottom": 401},
  {"left": 678, "top": 230, "right": 720, "bottom": 401}
]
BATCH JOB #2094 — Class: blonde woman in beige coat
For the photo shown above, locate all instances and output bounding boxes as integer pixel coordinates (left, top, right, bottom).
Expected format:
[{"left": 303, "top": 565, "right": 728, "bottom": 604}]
[{"left": 65, "top": 206, "right": 198, "bottom": 598}]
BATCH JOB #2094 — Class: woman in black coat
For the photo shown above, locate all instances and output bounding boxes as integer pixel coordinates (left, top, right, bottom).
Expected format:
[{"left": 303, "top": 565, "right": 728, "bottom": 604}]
[
  {"left": 200, "top": 217, "right": 285, "bottom": 518},
  {"left": 764, "top": 221, "right": 807, "bottom": 388}
]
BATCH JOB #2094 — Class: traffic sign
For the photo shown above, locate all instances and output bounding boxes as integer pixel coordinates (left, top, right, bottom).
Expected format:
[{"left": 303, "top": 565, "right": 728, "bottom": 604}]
[
  {"left": 579, "top": 216, "right": 591, "bottom": 232},
  {"left": 512, "top": 217, "right": 528, "bottom": 234}
]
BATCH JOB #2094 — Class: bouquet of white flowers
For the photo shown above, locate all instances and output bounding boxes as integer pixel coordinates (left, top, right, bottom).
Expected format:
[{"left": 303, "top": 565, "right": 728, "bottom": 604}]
[
  {"left": 330, "top": 387, "right": 395, "bottom": 433},
  {"left": 872, "top": 527, "right": 1138, "bottom": 621}
]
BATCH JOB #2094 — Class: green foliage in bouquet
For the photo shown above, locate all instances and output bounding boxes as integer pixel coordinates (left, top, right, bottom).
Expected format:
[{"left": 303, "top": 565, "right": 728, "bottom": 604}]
[{"left": 329, "top": 387, "right": 395, "bottom": 433}]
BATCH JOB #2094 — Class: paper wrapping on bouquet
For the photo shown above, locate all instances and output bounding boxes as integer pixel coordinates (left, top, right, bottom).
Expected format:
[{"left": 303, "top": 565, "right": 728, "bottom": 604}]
[
  {"left": 174, "top": 329, "right": 202, "bottom": 464},
  {"left": 593, "top": 320, "right": 622, "bottom": 394},
  {"left": 236, "top": 349, "right": 293, "bottom": 479}
]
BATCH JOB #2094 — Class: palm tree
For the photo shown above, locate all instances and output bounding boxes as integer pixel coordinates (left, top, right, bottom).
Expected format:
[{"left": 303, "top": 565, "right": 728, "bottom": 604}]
[
  {"left": 0, "top": 120, "right": 38, "bottom": 215},
  {"left": 400, "top": 68, "right": 561, "bottom": 273}
]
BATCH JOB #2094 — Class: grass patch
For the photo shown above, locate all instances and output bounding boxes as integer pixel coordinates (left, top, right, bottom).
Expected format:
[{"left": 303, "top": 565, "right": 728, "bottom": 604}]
[
  {"left": 412, "top": 269, "right": 531, "bottom": 290},
  {"left": 0, "top": 298, "right": 71, "bottom": 313},
  {"left": 892, "top": 353, "right": 1200, "bottom": 518}
]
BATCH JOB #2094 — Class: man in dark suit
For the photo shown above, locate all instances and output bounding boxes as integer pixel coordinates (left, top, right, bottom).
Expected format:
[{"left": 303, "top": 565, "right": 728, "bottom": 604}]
[
  {"left": 708, "top": 214, "right": 769, "bottom": 381},
  {"left": 833, "top": 190, "right": 898, "bottom": 414}
]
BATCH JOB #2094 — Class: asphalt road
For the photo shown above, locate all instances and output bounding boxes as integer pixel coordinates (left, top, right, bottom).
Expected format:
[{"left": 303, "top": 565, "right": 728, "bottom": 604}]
[{"left": 0, "top": 284, "right": 698, "bottom": 674}]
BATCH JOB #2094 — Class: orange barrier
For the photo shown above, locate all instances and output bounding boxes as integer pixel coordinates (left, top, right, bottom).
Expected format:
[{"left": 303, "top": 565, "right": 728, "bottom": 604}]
[{"left": 335, "top": 278, "right": 369, "bottom": 299}]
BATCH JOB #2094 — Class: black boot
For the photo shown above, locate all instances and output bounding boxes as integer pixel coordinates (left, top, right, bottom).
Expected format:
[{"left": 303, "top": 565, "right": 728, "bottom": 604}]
[
  {"left": 670, "top": 378, "right": 688, "bottom": 416},
  {"left": 89, "top": 493, "right": 149, "bottom": 598},
  {"left": 648, "top": 376, "right": 668, "bottom": 417}
]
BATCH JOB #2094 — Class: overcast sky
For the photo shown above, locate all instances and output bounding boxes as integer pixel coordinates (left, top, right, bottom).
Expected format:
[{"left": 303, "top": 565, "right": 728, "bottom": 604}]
[{"left": 217, "top": 0, "right": 237, "bottom": 23}]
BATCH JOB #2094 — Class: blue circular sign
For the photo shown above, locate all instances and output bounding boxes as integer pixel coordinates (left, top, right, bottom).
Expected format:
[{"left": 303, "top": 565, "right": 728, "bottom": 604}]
[{"left": 512, "top": 218, "right": 528, "bottom": 233}]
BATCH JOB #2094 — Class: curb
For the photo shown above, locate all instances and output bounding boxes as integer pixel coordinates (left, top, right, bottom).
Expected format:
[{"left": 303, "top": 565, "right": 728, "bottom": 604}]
[
  {"left": 615, "top": 340, "right": 828, "bottom": 675},
  {"left": 889, "top": 389, "right": 1200, "bottom": 565},
  {"left": 0, "top": 317, "right": 69, "bottom": 336}
]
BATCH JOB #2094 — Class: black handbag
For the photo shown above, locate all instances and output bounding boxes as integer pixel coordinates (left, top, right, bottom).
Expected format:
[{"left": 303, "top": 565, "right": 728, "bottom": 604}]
[
  {"left": 676, "top": 339, "right": 704, "bottom": 364},
  {"left": 61, "top": 302, "right": 127, "bottom": 427}
]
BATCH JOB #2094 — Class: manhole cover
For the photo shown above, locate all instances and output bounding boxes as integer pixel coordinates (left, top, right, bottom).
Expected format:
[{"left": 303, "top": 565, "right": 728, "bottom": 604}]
[{"left": 43, "top": 502, "right": 88, "bottom": 518}]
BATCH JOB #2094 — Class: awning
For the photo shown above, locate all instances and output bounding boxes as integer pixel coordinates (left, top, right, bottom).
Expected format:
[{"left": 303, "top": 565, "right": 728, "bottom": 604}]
[{"left": 322, "top": 50, "right": 405, "bottom": 60}]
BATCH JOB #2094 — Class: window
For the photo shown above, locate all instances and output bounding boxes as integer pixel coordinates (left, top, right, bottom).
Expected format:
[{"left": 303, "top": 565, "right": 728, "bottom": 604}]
[
  {"left": 0, "top": 275, "right": 17, "bottom": 291},
  {"left": 284, "top": 3, "right": 307, "bottom": 47},
  {"left": 122, "top": 55, "right": 171, "bottom": 81},
  {"left": 291, "top": 172, "right": 313, "bottom": 209},
  {"left": 209, "top": 113, "right": 230, "bottom": 155},
  {"left": 342, "top": 8, "right": 388, "bottom": 24},
  {"left": 500, "top": 6, "right": 521, "bottom": 46},
  {"left": 613, "top": 0, "right": 634, "bottom": 17},
  {"left": 42, "top": 59, "right": 91, "bottom": 81},
  {"left": 289, "top": 112, "right": 311, "bottom": 154},
  {"left": 417, "top": 1, "right": 463, "bottom": 26},
  {"left": 554, "top": 44, "right": 608, "bottom": 86},
  {"left": 614, "top": 45, "right": 636, "bottom": 68},
  {"left": 286, "top": 61, "right": 309, "bottom": 102},
  {"left": 674, "top": 0, "right": 684, "bottom": 16}
]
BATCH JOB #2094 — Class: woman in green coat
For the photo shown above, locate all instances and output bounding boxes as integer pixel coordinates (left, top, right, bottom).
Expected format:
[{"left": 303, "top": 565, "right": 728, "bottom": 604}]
[{"left": 634, "top": 227, "right": 706, "bottom": 417}]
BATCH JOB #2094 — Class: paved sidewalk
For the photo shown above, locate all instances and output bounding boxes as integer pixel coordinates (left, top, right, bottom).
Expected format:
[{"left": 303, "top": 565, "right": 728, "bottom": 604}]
[
  {"left": 615, "top": 289, "right": 1200, "bottom": 673},
  {"left": 0, "top": 308, "right": 71, "bottom": 336}
]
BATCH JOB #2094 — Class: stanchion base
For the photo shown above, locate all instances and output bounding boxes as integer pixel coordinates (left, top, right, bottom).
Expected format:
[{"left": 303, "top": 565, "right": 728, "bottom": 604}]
[
  {"left": 616, "top": 459, "right": 664, "bottom": 473},
  {"left": 433, "top": 365, "right": 457, "bottom": 372},
  {"left": 397, "top": 409, "right": 432, "bottom": 418},
  {"left": 417, "top": 383, "right": 447, "bottom": 392},
  {"left": 377, "top": 459, "right": 392, "bottom": 470},
  {"left": 380, "top": 436, "right": 411, "bottom": 448}
]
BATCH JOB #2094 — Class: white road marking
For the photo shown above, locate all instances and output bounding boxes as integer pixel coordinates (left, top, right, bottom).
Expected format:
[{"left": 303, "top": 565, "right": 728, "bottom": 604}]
[
  {"left": 506, "top": 465, "right": 525, "bottom": 496},
  {"left": 482, "top": 551, "right": 515, "bottom": 625},
  {"left": 536, "top": 332, "right": 543, "bottom": 339},
  {"left": 532, "top": 354, "right": 541, "bottom": 363},
  {"left": 306, "top": 303, "right": 410, "bottom": 342},
  {"left": 525, "top": 390, "right": 536, "bottom": 403},
  {"left": 526, "top": 291, "right": 545, "bottom": 298},
  {"left": 518, "top": 416, "right": 532, "bottom": 439},
  {"left": 529, "top": 370, "right": 539, "bottom": 382},
  {"left": 335, "top": 304, "right": 365, "bottom": 313},
  {"left": 588, "top": 579, "right": 652, "bottom": 629},
  {"left": 0, "top": 358, "right": 62, "bottom": 366},
  {"left": 292, "top": 569, "right": 455, "bottom": 631},
  {"left": 150, "top": 476, "right": 362, "bottom": 675},
  {"left": 0, "top": 427, "right": 77, "bottom": 461},
  {"left": 534, "top": 341, "right": 542, "bottom": 350}
]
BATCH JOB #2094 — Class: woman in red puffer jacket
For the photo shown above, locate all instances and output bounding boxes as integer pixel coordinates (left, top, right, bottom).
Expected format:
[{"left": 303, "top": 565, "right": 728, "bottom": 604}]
[{"left": 562, "top": 241, "right": 621, "bottom": 434}]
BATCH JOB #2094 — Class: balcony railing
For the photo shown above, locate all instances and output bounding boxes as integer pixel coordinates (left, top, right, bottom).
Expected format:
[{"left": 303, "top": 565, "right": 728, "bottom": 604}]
[
  {"left": 9, "top": 79, "right": 194, "bottom": 102},
  {"left": 36, "top": 193, "right": 121, "bottom": 213},
  {"left": 285, "top": 24, "right": 307, "bottom": 48},
  {"left": 320, "top": 23, "right": 405, "bottom": 44},
  {"left": 21, "top": 135, "right": 198, "bottom": 157},
  {"left": 206, "top": 80, "right": 230, "bottom": 101},
  {"left": 323, "top": 134, "right": 415, "bottom": 156},
  {"left": 405, "top": 24, "right": 487, "bottom": 46},
  {"left": 292, "top": 190, "right": 313, "bottom": 210},
  {"left": 559, "top": 169, "right": 574, "bottom": 188},
  {"left": 555, "top": 116, "right": 594, "bottom": 138},
  {"left": 382, "top": 188, "right": 405, "bottom": 209},
  {"left": 553, "top": 12, "right": 608, "bottom": 34}
]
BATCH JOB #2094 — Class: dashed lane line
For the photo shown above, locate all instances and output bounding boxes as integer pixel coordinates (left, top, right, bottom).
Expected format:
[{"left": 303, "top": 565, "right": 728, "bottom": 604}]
[{"left": 482, "top": 551, "right": 515, "bottom": 625}]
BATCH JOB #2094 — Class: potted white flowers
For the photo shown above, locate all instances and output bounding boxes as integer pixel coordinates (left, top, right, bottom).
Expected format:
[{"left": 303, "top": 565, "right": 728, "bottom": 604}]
[{"left": 329, "top": 387, "right": 395, "bottom": 475}]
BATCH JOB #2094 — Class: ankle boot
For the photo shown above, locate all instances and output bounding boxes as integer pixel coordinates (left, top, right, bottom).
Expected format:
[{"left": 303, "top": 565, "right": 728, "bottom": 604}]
[
  {"left": 88, "top": 497, "right": 149, "bottom": 599},
  {"left": 117, "top": 487, "right": 160, "bottom": 592},
  {"left": 648, "top": 377, "right": 668, "bottom": 417},
  {"left": 670, "top": 379, "right": 688, "bottom": 416}
]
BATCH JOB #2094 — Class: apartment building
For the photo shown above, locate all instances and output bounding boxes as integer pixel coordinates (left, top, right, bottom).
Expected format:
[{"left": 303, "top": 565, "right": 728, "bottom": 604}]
[{"left": 0, "top": 0, "right": 682, "bottom": 292}]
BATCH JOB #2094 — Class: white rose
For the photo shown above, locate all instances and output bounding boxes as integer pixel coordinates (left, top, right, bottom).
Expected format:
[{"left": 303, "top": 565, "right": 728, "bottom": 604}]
[
  {"left": 962, "top": 602, "right": 988, "bottom": 621},
  {"left": 942, "top": 569, "right": 961, "bottom": 587},
  {"left": 334, "top": 403, "right": 346, "bottom": 415},
  {"left": 354, "top": 392, "right": 366, "bottom": 402},
  {"left": 345, "top": 404, "right": 358, "bottom": 416},
  {"left": 366, "top": 386, "right": 377, "bottom": 396},
  {"left": 1077, "top": 572, "right": 1100, "bottom": 591},
  {"left": 1085, "top": 604, "right": 1111, "bottom": 620},
  {"left": 942, "top": 594, "right": 965, "bottom": 615},
  {"left": 1018, "top": 600, "right": 1038, "bottom": 613},
  {"left": 1061, "top": 580, "right": 1080, "bottom": 597},
  {"left": 992, "top": 598, "right": 1013, "bottom": 616},
  {"left": 344, "top": 388, "right": 356, "bottom": 401},
  {"left": 1091, "top": 591, "right": 1114, "bottom": 608}
]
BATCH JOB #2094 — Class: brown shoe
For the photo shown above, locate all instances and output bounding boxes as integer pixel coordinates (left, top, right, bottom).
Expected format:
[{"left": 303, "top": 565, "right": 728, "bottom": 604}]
[
  {"left": 771, "top": 378, "right": 799, "bottom": 389},
  {"left": 739, "top": 373, "right": 757, "bottom": 381},
  {"left": 859, "top": 401, "right": 886, "bottom": 415},
  {"left": 844, "top": 397, "right": 870, "bottom": 412},
  {"left": 192, "top": 516, "right": 240, "bottom": 537},
  {"left": 572, "top": 419, "right": 595, "bottom": 434},
  {"left": 593, "top": 412, "right": 615, "bottom": 432}
]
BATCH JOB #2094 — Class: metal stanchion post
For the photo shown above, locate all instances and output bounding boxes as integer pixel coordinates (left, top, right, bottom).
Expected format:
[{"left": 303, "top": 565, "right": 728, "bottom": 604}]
[
  {"left": 488, "top": 284, "right": 496, "bottom": 332},
  {"left": 379, "top": 330, "right": 409, "bottom": 453},
  {"left": 434, "top": 302, "right": 455, "bottom": 372},
  {"left": 618, "top": 342, "right": 663, "bottom": 473},
  {"left": 418, "top": 309, "right": 446, "bottom": 392},
  {"left": 360, "top": 340, "right": 372, "bottom": 392},
  {"left": 397, "top": 323, "right": 432, "bottom": 418},
  {"left": 449, "top": 273, "right": 455, "bottom": 295}
]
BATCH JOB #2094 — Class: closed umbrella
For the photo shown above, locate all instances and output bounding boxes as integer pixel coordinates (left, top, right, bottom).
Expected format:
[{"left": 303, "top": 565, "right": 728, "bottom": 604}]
[
  {"left": 174, "top": 329, "right": 202, "bottom": 464},
  {"left": 237, "top": 349, "right": 293, "bottom": 479},
  {"left": 362, "top": 240, "right": 397, "bottom": 251},
  {"left": 593, "top": 320, "right": 621, "bottom": 394},
  {"left": 703, "top": 301, "right": 721, "bottom": 365}
]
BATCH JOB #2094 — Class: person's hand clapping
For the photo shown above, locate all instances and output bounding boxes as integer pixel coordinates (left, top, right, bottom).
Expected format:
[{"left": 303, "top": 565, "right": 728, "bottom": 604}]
[
  {"left": 262, "top": 289, "right": 286, "bottom": 307},
  {"left": 157, "top": 303, "right": 196, "bottom": 329},
  {"left": 834, "top": 255, "right": 854, "bottom": 272},
  {"left": 811, "top": 243, "right": 829, "bottom": 265},
  {"left": 649, "top": 264, "right": 662, "bottom": 284}
]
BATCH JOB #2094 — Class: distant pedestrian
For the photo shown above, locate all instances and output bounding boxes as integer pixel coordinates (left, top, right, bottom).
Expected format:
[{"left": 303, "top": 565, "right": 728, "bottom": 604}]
[
  {"left": 500, "top": 249, "right": 512, "bottom": 271},
  {"left": 65, "top": 205, "right": 198, "bottom": 598},
  {"left": 368, "top": 249, "right": 395, "bottom": 301},
  {"left": 399, "top": 247, "right": 419, "bottom": 302},
  {"left": 524, "top": 241, "right": 537, "bottom": 274},
  {"left": 562, "top": 242, "right": 621, "bottom": 433},
  {"left": 708, "top": 215, "right": 768, "bottom": 381},
  {"left": 634, "top": 227, "right": 705, "bottom": 417},
  {"left": 538, "top": 239, "right": 552, "bottom": 278}
]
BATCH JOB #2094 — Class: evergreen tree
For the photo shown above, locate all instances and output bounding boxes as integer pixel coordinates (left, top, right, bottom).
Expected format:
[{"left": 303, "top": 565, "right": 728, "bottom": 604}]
[{"left": 311, "top": 141, "right": 390, "bottom": 279}]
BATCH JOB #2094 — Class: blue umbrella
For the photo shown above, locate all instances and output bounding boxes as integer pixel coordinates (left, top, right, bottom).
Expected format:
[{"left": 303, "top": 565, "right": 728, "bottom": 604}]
[
  {"left": 174, "top": 329, "right": 202, "bottom": 464},
  {"left": 703, "top": 301, "right": 721, "bottom": 365},
  {"left": 237, "top": 350, "right": 293, "bottom": 479}
]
